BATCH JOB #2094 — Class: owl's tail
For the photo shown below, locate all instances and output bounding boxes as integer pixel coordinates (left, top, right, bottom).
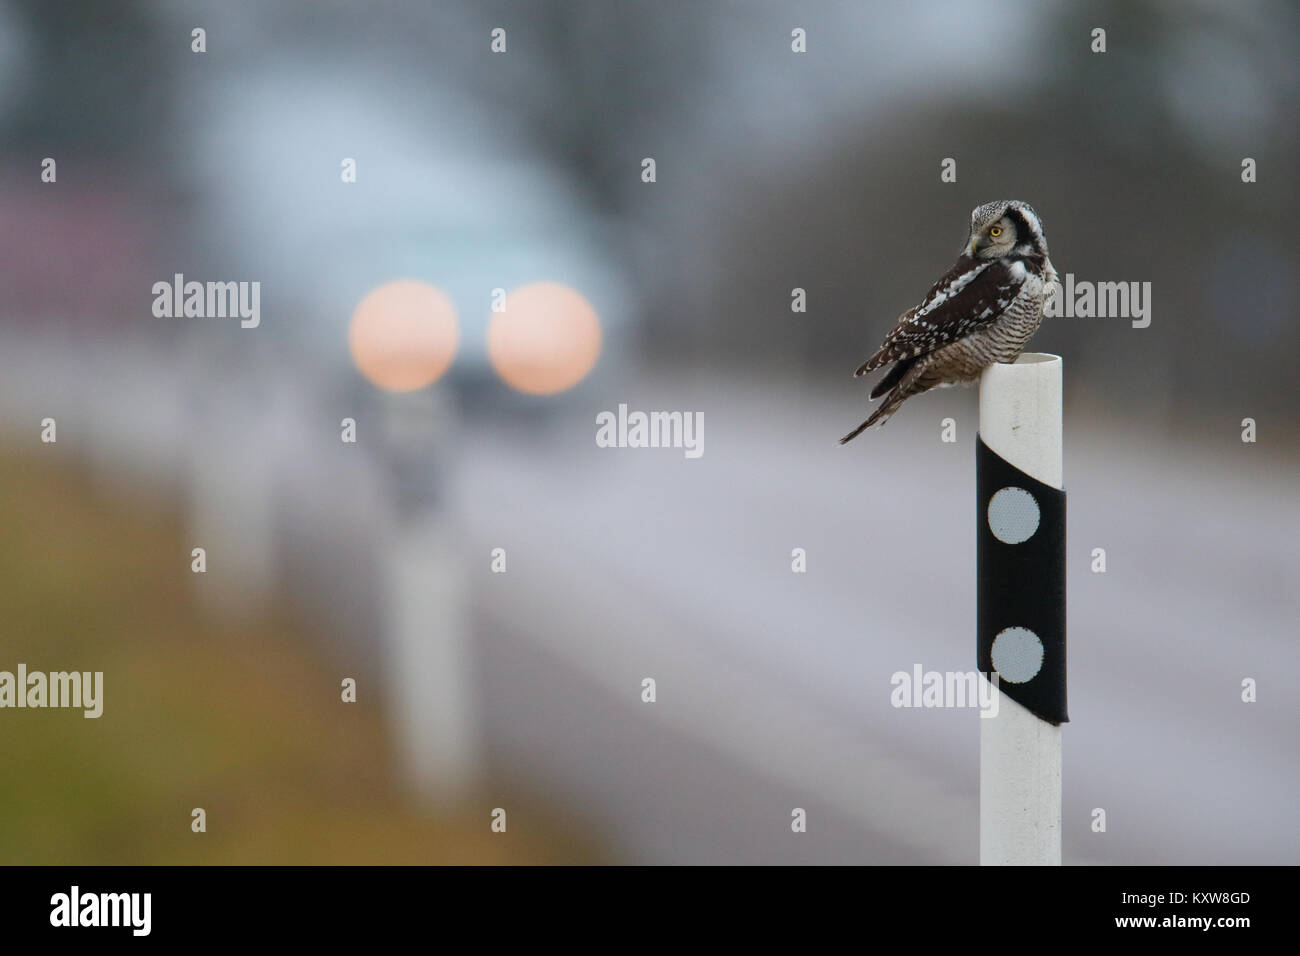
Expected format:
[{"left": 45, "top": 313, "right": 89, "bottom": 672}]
[
  {"left": 838, "top": 392, "right": 905, "bottom": 443},
  {"left": 839, "top": 360, "right": 923, "bottom": 444}
]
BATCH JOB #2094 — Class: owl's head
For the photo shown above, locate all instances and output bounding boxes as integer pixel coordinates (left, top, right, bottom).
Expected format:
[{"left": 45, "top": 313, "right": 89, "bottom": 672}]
[{"left": 966, "top": 200, "right": 1049, "bottom": 260}]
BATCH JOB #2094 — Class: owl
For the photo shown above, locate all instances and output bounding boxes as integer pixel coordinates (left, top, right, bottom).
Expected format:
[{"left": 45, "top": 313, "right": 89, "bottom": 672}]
[{"left": 839, "top": 200, "right": 1058, "bottom": 444}]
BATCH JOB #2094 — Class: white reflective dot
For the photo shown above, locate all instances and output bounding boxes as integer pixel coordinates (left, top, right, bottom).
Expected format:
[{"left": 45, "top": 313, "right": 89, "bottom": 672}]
[
  {"left": 988, "top": 486, "right": 1040, "bottom": 544},
  {"left": 991, "top": 627, "right": 1044, "bottom": 683}
]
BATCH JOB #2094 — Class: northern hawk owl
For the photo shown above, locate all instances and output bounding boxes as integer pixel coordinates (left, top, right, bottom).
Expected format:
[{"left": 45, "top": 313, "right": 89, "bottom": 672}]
[{"left": 840, "top": 200, "right": 1058, "bottom": 444}]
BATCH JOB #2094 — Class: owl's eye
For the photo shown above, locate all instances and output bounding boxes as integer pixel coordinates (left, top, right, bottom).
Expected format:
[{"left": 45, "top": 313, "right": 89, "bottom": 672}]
[{"left": 989, "top": 226, "right": 1003, "bottom": 238}]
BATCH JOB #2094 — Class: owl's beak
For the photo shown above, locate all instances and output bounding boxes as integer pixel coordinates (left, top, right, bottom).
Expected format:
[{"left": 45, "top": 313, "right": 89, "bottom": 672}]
[{"left": 970, "top": 240, "right": 978, "bottom": 256}]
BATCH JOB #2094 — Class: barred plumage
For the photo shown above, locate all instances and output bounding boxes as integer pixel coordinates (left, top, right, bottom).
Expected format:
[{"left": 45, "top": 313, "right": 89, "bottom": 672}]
[{"left": 840, "top": 200, "right": 1057, "bottom": 444}]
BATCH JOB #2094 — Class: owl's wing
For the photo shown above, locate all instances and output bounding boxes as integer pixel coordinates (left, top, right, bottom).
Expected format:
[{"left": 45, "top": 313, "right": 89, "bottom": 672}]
[{"left": 853, "top": 258, "right": 1020, "bottom": 377}]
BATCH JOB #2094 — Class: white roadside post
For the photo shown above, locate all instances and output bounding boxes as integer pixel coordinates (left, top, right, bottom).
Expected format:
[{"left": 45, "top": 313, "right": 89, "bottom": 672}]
[
  {"left": 978, "top": 352, "right": 1065, "bottom": 866},
  {"left": 378, "top": 387, "right": 481, "bottom": 804}
]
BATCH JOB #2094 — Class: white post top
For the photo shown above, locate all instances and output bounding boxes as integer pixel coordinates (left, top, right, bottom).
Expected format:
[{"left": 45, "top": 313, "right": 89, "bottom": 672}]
[{"left": 978, "top": 353, "right": 1063, "bottom": 490}]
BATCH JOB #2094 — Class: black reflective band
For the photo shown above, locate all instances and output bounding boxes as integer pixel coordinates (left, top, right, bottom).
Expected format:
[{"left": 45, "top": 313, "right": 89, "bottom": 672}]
[{"left": 976, "top": 433, "right": 1068, "bottom": 725}]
